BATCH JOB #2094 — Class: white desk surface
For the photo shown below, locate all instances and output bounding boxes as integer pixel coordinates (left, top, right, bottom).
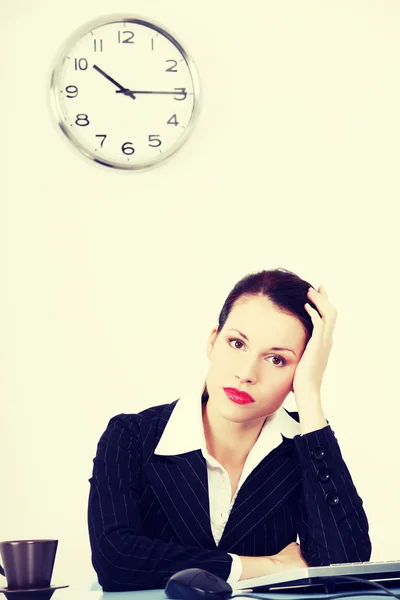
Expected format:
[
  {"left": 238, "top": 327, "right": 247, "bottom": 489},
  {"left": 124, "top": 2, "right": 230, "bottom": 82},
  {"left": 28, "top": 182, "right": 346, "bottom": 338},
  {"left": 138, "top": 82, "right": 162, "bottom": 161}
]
[{"left": 53, "top": 584, "right": 400, "bottom": 600}]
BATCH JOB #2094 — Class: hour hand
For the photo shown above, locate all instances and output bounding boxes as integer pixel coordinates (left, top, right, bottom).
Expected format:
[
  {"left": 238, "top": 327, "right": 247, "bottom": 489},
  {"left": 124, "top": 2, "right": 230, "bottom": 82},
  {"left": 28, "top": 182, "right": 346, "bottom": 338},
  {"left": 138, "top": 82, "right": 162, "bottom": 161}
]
[{"left": 93, "top": 64, "right": 136, "bottom": 99}]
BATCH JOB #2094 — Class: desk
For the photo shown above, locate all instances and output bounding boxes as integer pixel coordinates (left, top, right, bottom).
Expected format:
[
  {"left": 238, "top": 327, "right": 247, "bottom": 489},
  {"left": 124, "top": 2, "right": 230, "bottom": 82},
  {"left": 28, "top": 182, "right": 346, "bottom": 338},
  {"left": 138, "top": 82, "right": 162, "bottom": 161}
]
[{"left": 52, "top": 585, "right": 400, "bottom": 600}]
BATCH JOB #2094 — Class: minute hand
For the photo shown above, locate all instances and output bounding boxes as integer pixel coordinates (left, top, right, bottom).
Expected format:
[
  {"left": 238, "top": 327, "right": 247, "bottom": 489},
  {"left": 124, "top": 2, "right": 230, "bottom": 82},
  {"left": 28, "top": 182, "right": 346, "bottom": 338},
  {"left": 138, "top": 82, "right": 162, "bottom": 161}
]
[{"left": 116, "top": 88, "right": 186, "bottom": 97}]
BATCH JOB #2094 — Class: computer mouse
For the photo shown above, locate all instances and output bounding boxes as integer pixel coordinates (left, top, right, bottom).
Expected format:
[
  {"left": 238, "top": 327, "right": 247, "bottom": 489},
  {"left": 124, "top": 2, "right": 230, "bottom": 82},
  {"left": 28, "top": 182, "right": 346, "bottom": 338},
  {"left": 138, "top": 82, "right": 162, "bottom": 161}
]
[{"left": 164, "top": 568, "right": 233, "bottom": 600}]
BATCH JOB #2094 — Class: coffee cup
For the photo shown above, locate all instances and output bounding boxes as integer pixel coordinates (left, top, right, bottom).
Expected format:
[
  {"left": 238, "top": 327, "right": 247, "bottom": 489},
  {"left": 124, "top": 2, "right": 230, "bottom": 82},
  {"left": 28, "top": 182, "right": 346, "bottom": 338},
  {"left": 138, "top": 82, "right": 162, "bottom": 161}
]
[{"left": 0, "top": 539, "right": 58, "bottom": 590}]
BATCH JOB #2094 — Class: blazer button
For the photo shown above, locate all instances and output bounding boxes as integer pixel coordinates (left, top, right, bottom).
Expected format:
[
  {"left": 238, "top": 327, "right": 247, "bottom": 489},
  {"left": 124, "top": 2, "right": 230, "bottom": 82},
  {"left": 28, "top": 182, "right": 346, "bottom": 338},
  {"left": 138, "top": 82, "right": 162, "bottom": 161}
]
[
  {"left": 326, "top": 491, "right": 340, "bottom": 506},
  {"left": 318, "top": 468, "right": 331, "bottom": 482},
  {"left": 312, "top": 446, "right": 325, "bottom": 460}
]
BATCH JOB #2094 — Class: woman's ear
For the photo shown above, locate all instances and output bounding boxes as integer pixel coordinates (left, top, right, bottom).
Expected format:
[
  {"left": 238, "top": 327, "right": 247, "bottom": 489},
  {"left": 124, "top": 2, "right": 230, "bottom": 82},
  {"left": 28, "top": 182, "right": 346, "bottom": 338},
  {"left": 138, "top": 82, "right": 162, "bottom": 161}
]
[{"left": 206, "top": 328, "right": 219, "bottom": 360}]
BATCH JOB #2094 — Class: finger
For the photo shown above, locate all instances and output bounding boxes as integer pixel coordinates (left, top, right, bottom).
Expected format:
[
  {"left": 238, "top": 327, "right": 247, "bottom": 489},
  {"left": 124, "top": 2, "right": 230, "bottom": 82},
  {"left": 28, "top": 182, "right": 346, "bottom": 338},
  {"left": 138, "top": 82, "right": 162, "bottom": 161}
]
[
  {"left": 318, "top": 285, "right": 338, "bottom": 324},
  {"left": 305, "top": 305, "right": 336, "bottom": 348},
  {"left": 304, "top": 303, "right": 323, "bottom": 328},
  {"left": 308, "top": 287, "right": 329, "bottom": 306},
  {"left": 306, "top": 302, "right": 336, "bottom": 335},
  {"left": 307, "top": 287, "right": 337, "bottom": 323},
  {"left": 305, "top": 293, "right": 324, "bottom": 323},
  {"left": 318, "top": 284, "right": 328, "bottom": 296},
  {"left": 305, "top": 304, "right": 336, "bottom": 344}
]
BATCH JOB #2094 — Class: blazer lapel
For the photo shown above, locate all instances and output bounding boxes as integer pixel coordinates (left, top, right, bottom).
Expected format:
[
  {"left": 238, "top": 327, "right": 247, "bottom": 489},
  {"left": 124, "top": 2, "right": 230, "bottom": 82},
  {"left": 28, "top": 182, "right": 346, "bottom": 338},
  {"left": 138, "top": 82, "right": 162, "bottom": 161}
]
[
  {"left": 143, "top": 450, "right": 217, "bottom": 549},
  {"left": 217, "top": 436, "right": 301, "bottom": 551}
]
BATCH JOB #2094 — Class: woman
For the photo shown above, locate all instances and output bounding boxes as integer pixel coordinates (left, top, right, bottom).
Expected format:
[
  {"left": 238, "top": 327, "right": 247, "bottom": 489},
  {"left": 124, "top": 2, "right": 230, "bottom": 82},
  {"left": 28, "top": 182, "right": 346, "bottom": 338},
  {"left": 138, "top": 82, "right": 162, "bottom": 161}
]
[{"left": 87, "top": 268, "right": 371, "bottom": 591}]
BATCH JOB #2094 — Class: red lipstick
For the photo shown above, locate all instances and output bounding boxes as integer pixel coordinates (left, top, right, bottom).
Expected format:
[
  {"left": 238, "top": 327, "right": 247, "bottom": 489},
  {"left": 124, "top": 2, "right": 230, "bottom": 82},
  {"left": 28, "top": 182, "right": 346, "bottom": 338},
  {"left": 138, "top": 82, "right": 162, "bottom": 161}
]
[{"left": 223, "top": 387, "right": 255, "bottom": 405}]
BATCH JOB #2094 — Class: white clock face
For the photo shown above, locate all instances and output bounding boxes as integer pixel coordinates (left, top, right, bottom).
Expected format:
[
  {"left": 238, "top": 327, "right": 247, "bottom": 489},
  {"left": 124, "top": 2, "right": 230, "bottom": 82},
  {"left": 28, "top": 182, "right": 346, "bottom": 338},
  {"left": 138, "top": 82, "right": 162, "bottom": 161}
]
[{"left": 50, "top": 15, "right": 201, "bottom": 170}]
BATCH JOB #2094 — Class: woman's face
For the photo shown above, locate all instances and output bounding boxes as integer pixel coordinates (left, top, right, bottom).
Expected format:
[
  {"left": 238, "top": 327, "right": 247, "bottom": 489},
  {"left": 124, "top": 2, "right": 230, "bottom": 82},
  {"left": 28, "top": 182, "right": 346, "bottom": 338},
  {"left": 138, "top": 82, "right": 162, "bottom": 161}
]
[{"left": 205, "top": 294, "right": 309, "bottom": 423}]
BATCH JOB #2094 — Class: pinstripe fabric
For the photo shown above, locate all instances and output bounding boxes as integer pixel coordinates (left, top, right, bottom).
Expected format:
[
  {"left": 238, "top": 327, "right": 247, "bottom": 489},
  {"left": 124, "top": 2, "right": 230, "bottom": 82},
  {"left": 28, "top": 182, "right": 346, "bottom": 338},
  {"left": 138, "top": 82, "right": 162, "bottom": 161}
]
[{"left": 88, "top": 399, "right": 371, "bottom": 591}]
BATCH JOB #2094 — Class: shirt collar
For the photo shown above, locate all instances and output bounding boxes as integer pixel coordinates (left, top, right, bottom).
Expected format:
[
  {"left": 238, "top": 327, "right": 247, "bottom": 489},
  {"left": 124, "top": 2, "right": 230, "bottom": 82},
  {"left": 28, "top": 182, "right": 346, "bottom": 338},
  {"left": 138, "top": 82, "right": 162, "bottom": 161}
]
[{"left": 154, "top": 382, "right": 301, "bottom": 457}]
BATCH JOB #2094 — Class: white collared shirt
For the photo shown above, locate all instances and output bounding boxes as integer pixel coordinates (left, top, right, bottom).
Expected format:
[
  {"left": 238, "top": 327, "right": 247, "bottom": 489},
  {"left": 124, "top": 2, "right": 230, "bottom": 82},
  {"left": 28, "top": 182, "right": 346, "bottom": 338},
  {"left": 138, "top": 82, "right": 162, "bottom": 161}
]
[{"left": 154, "top": 384, "right": 302, "bottom": 587}]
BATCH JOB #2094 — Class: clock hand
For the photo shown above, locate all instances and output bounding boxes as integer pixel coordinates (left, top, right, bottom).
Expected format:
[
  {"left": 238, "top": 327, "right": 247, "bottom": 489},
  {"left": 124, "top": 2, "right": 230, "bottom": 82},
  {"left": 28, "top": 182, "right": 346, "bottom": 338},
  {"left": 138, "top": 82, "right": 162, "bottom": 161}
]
[
  {"left": 93, "top": 64, "right": 136, "bottom": 99},
  {"left": 116, "top": 89, "right": 185, "bottom": 96}
]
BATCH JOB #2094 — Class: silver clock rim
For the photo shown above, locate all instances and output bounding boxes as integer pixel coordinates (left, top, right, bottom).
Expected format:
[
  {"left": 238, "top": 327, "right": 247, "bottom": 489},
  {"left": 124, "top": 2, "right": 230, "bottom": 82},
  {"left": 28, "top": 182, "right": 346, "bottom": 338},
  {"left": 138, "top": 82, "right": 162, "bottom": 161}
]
[{"left": 49, "top": 13, "right": 202, "bottom": 171}]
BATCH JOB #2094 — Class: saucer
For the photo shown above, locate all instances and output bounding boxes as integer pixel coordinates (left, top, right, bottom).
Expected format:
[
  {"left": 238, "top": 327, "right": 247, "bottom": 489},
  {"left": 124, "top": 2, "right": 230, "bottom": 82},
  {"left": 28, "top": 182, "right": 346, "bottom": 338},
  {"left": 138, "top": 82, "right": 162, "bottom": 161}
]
[{"left": 0, "top": 585, "right": 68, "bottom": 600}]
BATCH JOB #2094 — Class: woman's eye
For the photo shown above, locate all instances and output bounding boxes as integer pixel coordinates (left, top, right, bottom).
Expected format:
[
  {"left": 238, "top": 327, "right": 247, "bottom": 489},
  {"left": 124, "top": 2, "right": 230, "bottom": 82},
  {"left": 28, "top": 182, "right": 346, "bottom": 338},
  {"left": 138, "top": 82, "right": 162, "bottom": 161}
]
[
  {"left": 228, "top": 338, "right": 244, "bottom": 350},
  {"left": 228, "top": 339, "right": 286, "bottom": 367},
  {"left": 267, "top": 355, "right": 286, "bottom": 367}
]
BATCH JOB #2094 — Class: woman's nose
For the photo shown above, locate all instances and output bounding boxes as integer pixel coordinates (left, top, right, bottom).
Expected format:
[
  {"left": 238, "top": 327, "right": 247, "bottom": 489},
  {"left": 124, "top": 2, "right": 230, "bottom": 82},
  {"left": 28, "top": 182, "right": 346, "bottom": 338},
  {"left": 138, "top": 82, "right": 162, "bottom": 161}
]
[{"left": 235, "top": 359, "right": 258, "bottom": 384}]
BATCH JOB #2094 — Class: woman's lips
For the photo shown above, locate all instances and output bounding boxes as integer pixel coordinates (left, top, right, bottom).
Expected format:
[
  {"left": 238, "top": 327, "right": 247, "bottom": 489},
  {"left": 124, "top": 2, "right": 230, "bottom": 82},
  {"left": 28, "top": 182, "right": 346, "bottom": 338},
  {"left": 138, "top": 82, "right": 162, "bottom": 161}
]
[{"left": 223, "top": 387, "right": 255, "bottom": 405}]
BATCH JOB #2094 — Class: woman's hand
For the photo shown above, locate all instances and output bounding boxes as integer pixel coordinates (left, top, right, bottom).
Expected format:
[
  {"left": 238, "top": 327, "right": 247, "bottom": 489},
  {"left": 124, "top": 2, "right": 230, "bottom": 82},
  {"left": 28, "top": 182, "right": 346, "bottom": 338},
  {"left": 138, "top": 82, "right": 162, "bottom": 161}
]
[
  {"left": 268, "top": 541, "right": 309, "bottom": 571},
  {"left": 292, "top": 285, "right": 337, "bottom": 403},
  {"left": 239, "top": 542, "right": 309, "bottom": 580},
  {"left": 266, "top": 542, "right": 309, "bottom": 574}
]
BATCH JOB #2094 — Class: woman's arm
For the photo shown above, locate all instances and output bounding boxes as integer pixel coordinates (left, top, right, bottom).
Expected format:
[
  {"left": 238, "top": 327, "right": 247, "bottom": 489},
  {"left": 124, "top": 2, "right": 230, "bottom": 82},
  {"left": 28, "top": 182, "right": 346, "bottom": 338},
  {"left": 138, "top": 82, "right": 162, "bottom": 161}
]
[
  {"left": 287, "top": 287, "right": 371, "bottom": 564},
  {"left": 88, "top": 415, "right": 233, "bottom": 591},
  {"left": 293, "top": 424, "right": 371, "bottom": 566}
]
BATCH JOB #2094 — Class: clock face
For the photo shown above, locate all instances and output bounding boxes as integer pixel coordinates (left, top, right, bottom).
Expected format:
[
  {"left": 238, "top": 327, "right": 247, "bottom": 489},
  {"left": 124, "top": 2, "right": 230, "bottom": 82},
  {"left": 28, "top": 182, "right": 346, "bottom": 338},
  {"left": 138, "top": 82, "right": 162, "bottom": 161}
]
[{"left": 50, "top": 15, "right": 201, "bottom": 170}]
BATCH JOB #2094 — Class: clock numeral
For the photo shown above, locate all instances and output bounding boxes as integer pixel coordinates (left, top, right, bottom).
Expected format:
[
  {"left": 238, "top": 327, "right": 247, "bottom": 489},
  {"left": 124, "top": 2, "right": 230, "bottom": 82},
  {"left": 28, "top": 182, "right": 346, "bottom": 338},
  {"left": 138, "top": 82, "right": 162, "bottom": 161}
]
[
  {"left": 173, "top": 88, "right": 187, "bottom": 101},
  {"left": 65, "top": 85, "right": 78, "bottom": 98},
  {"left": 74, "top": 58, "right": 88, "bottom": 70},
  {"left": 94, "top": 39, "right": 103, "bottom": 52},
  {"left": 95, "top": 134, "right": 107, "bottom": 147},
  {"left": 167, "top": 114, "right": 179, "bottom": 127},
  {"left": 75, "top": 114, "right": 90, "bottom": 126},
  {"left": 148, "top": 135, "right": 161, "bottom": 148},
  {"left": 166, "top": 60, "right": 178, "bottom": 72},
  {"left": 122, "top": 142, "right": 135, "bottom": 155},
  {"left": 118, "top": 31, "right": 135, "bottom": 44}
]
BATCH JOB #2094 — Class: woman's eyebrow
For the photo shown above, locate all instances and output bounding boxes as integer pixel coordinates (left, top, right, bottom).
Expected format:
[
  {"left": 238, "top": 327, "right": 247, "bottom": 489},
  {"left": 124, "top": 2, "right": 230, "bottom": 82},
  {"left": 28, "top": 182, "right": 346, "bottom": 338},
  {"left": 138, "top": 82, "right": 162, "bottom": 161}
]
[{"left": 226, "top": 328, "right": 297, "bottom": 356}]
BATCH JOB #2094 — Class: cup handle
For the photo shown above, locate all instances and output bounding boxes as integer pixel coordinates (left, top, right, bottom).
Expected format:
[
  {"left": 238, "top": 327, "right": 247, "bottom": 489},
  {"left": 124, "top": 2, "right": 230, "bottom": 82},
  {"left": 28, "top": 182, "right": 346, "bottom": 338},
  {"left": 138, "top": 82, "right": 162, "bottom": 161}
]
[{"left": 0, "top": 564, "right": 5, "bottom": 577}]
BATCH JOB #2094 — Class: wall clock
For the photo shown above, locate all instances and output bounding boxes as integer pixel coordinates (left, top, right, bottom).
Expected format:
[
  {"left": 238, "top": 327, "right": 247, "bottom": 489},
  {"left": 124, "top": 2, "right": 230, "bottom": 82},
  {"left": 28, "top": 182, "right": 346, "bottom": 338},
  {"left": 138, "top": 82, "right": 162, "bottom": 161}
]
[{"left": 50, "top": 15, "right": 201, "bottom": 170}]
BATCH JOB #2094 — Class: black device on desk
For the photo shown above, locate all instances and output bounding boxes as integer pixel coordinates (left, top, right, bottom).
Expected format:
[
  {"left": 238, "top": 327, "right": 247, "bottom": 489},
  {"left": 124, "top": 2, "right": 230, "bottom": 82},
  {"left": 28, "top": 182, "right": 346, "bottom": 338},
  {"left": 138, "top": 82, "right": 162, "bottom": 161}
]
[{"left": 165, "top": 569, "right": 232, "bottom": 600}]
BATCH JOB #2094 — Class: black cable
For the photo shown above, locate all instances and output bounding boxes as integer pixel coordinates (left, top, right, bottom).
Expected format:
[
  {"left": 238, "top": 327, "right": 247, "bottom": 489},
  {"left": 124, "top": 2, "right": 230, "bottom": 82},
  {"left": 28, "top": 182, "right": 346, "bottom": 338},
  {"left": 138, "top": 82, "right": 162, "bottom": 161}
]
[{"left": 230, "top": 575, "right": 400, "bottom": 600}]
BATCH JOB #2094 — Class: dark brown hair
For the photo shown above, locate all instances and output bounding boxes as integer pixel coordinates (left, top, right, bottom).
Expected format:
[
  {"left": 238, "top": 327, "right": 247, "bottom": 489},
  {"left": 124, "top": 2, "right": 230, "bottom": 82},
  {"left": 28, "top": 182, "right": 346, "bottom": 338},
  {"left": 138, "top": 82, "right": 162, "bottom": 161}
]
[{"left": 216, "top": 268, "right": 318, "bottom": 339}]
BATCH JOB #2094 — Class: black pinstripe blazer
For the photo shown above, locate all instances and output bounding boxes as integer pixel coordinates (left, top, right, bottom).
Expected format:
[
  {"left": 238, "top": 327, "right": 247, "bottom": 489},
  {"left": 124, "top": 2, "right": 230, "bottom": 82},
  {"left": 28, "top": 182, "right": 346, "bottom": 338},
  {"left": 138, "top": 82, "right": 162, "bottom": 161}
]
[{"left": 87, "top": 399, "right": 371, "bottom": 591}]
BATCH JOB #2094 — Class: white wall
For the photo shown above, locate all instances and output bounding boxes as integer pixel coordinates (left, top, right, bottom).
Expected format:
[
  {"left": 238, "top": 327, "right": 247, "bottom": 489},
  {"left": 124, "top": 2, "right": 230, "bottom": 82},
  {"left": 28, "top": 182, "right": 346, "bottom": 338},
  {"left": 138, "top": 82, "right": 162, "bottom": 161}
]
[{"left": 1, "top": 0, "right": 399, "bottom": 590}]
